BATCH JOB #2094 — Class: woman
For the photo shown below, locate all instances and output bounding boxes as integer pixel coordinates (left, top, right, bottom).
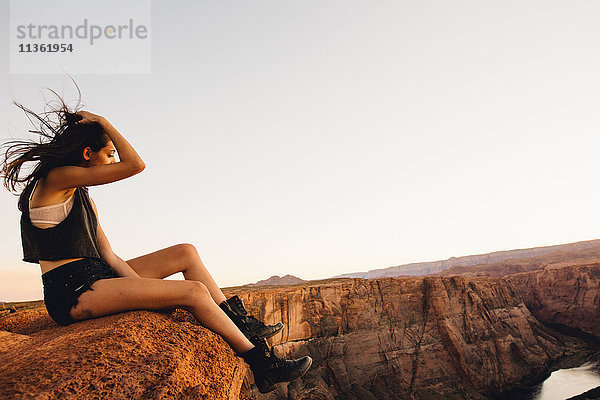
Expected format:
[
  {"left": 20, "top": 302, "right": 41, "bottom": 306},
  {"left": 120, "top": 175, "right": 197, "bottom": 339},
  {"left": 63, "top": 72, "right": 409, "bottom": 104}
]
[{"left": 1, "top": 93, "right": 311, "bottom": 394}]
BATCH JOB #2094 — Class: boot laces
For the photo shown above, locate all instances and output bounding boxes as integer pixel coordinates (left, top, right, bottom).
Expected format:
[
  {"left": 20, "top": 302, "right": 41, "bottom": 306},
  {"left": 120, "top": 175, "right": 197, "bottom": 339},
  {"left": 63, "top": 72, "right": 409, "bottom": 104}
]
[
  {"left": 264, "top": 344, "right": 286, "bottom": 369},
  {"left": 231, "top": 296, "right": 248, "bottom": 316},
  {"left": 231, "top": 297, "right": 265, "bottom": 327},
  {"left": 230, "top": 296, "right": 278, "bottom": 330},
  {"left": 244, "top": 313, "right": 264, "bottom": 327},
  {"left": 255, "top": 338, "right": 285, "bottom": 367}
]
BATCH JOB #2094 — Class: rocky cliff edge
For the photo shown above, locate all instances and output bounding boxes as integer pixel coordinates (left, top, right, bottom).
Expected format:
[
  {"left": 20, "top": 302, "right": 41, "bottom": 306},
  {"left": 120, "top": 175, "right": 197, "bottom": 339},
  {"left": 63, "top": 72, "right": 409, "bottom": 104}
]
[{"left": 0, "top": 308, "right": 245, "bottom": 400}]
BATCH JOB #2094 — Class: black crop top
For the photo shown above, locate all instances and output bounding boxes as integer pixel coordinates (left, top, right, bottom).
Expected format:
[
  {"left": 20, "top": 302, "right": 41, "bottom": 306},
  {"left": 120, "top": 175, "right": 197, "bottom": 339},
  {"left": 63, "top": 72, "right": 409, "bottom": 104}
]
[{"left": 20, "top": 185, "right": 102, "bottom": 263}]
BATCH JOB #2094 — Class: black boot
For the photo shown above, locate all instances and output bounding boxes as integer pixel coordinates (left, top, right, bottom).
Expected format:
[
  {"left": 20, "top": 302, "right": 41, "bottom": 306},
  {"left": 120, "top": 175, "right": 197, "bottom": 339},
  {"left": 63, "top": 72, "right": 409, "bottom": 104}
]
[
  {"left": 242, "top": 337, "right": 312, "bottom": 394},
  {"left": 220, "top": 295, "right": 284, "bottom": 340}
]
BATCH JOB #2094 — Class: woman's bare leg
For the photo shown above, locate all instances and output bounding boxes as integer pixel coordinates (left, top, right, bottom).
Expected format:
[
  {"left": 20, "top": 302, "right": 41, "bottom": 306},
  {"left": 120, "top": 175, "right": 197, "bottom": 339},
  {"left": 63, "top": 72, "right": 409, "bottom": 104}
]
[
  {"left": 126, "top": 244, "right": 227, "bottom": 304},
  {"left": 69, "top": 277, "right": 253, "bottom": 354}
]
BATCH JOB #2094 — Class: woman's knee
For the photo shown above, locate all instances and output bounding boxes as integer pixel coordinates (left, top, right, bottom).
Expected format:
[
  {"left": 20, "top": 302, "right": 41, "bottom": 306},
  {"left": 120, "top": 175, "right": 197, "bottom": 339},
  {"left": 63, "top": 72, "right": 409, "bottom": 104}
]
[
  {"left": 185, "top": 280, "right": 212, "bottom": 305},
  {"left": 175, "top": 243, "right": 202, "bottom": 263}
]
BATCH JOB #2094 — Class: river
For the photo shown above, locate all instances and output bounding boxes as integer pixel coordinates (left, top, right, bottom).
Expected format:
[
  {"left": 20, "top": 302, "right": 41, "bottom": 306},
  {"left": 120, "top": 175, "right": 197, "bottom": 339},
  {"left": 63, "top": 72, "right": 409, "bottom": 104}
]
[{"left": 527, "top": 362, "right": 600, "bottom": 400}]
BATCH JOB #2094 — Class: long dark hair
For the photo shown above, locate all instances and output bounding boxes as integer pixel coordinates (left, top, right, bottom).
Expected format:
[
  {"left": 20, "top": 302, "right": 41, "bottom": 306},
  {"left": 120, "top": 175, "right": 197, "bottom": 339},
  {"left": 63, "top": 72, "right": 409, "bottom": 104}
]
[{"left": 1, "top": 84, "right": 110, "bottom": 211}]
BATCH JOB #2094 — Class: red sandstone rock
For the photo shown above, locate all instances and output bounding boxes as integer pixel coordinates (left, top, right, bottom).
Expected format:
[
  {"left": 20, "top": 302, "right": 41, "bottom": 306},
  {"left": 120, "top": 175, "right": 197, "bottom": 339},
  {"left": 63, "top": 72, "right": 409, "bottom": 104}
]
[{"left": 0, "top": 308, "right": 245, "bottom": 400}]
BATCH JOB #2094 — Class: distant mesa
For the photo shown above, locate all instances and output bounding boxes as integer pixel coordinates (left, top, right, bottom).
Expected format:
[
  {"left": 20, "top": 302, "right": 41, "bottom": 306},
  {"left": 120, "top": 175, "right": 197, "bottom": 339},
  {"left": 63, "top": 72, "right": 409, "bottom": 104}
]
[
  {"left": 333, "top": 238, "right": 600, "bottom": 279},
  {"left": 246, "top": 274, "right": 306, "bottom": 287}
]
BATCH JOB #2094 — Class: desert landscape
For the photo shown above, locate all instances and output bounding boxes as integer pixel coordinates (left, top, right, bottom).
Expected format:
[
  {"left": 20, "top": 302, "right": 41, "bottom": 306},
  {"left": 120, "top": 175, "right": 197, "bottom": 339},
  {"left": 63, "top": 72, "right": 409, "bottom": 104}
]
[{"left": 2, "top": 240, "right": 600, "bottom": 399}]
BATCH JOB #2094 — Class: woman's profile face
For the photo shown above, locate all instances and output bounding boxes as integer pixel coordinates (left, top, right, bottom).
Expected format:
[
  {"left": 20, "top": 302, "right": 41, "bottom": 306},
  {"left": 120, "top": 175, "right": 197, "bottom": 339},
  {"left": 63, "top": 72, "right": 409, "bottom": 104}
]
[{"left": 85, "top": 141, "right": 117, "bottom": 166}]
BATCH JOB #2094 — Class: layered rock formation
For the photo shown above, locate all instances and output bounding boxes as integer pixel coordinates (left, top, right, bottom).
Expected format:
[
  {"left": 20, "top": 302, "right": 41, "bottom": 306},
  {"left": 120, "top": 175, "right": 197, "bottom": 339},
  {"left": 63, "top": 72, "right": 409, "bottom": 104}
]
[
  {"left": 228, "top": 277, "right": 587, "bottom": 399},
  {"left": 507, "top": 264, "right": 600, "bottom": 339},
  {"left": 0, "top": 307, "right": 245, "bottom": 400},
  {"left": 334, "top": 240, "right": 600, "bottom": 279}
]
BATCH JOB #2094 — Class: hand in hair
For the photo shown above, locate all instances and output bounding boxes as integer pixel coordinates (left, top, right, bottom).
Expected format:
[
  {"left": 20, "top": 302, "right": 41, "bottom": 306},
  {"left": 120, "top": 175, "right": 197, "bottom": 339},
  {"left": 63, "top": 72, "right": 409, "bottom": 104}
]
[{"left": 75, "top": 110, "right": 104, "bottom": 125}]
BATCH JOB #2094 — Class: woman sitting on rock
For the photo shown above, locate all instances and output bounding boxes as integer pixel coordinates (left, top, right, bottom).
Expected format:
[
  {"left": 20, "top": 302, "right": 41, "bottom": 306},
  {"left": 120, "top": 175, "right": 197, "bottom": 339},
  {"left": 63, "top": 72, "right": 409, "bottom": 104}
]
[{"left": 0, "top": 90, "right": 311, "bottom": 394}]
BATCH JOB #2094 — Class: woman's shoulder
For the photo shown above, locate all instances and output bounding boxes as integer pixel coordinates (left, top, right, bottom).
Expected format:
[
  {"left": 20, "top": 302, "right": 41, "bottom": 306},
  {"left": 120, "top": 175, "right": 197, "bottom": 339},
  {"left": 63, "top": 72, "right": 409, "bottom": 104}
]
[{"left": 29, "top": 175, "right": 80, "bottom": 207}]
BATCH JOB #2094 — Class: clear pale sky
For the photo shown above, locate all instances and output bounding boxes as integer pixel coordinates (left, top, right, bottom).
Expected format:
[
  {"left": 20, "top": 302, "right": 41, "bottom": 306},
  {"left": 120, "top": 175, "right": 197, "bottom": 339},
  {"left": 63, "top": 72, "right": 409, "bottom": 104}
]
[{"left": 1, "top": 0, "right": 600, "bottom": 302}]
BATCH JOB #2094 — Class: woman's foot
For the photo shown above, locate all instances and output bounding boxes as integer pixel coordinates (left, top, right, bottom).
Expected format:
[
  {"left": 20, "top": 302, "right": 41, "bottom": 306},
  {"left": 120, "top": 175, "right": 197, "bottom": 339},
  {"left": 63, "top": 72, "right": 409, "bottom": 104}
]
[
  {"left": 220, "top": 295, "right": 284, "bottom": 339},
  {"left": 242, "top": 337, "right": 312, "bottom": 393}
]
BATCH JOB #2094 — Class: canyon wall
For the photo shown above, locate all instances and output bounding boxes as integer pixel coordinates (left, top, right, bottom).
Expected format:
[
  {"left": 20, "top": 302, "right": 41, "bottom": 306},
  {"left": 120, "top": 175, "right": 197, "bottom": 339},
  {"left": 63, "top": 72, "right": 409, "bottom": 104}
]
[
  {"left": 508, "top": 264, "right": 600, "bottom": 339},
  {"left": 227, "top": 277, "right": 583, "bottom": 400}
]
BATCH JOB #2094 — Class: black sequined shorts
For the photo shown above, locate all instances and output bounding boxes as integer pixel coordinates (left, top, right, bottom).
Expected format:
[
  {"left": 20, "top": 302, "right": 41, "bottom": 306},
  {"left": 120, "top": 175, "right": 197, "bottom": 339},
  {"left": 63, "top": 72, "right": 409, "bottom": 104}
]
[{"left": 41, "top": 258, "right": 118, "bottom": 326}]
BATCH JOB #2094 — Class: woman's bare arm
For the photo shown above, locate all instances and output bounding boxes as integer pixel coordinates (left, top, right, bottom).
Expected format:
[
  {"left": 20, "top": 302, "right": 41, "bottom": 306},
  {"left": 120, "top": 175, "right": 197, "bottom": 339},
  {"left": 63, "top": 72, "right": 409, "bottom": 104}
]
[
  {"left": 90, "top": 198, "right": 141, "bottom": 278},
  {"left": 46, "top": 112, "right": 145, "bottom": 190},
  {"left": 96, "top": 222, "right": 141, "bottom": 278}
]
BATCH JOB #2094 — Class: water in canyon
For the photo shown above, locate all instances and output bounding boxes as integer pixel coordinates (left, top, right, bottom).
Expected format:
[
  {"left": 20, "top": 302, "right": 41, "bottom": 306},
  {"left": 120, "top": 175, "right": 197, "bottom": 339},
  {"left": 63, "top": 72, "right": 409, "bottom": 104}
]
[
  {"left": 501, "top": 362, "right": 600, "bottom": 400},
  {"left": 526, "top": 362, "right": 600, "bottom": 400}
]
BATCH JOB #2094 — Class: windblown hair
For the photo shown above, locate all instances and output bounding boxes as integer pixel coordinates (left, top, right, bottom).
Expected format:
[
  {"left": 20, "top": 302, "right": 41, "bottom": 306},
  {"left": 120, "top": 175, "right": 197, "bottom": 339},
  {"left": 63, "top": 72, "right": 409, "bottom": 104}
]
[{"left": 1, "top": 85, "right": 109, "bottom": 211}]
